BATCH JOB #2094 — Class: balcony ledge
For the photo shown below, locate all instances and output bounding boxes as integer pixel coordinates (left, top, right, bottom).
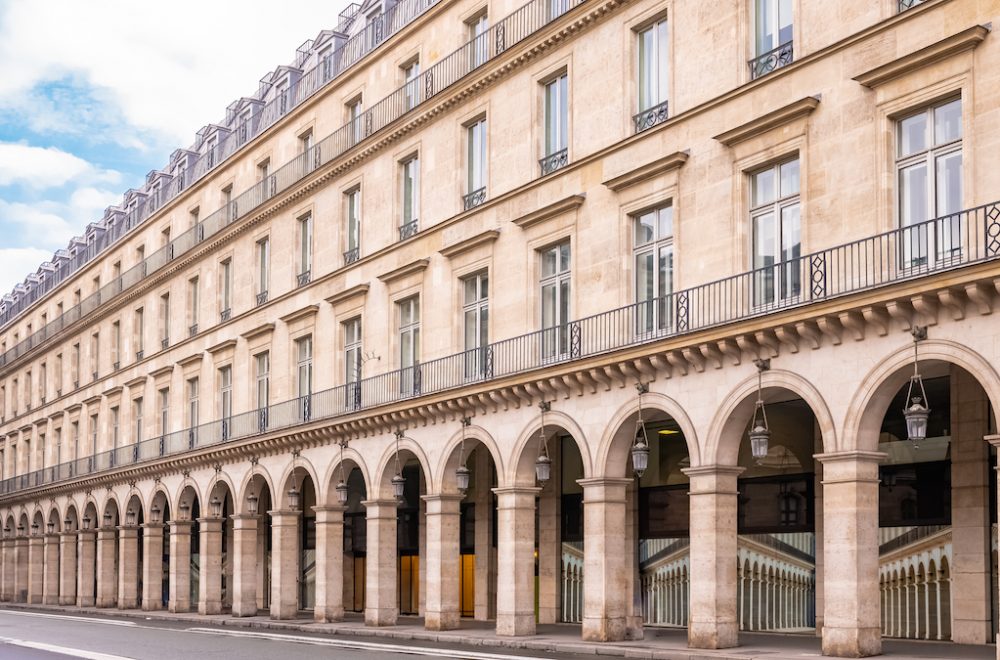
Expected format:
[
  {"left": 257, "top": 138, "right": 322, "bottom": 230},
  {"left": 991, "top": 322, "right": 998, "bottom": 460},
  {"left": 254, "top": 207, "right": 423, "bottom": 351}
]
[{"left": 853, "top": 24, "right": 989, "bottom": 88}]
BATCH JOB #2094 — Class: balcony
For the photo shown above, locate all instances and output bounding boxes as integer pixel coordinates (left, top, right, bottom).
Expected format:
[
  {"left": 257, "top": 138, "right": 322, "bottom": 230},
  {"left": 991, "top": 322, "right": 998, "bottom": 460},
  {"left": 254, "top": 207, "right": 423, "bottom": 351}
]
[
  {"left": 297, "top": 271, "right": 312, "bottom": 287},
  {"left": 632, "top": 100, "right": 669, "bottom": 134},
  {"left": 399, "top": 220, "right": 419, "bottom": 241},
  {"left": 135, "top": 350, "right": 144, "bottom": 361},
  {"left": 897, "top": 0, "right": 927, "bottom": 11},
  {"left": 220, "top": 308, "right": 231, "bottom": 323},
  {"left": 256, "top": 291, "right": 268, "bottom": 306},
  {"left": 749, "top": 41, "right": 793, "bottom": 80},
  {"left": 539, "top": 148, "right": 568, "bottom": 176},
  {"left": 463, "top": 188, "right": 486, "bottom": 211},
  {"left": 3, "top": 201, "right": 998, "bottom": 497},
  {"left": 189, "top": 324, "right": 198, "bottom": 337},
  {"left": 160, "top": 338, "right": 169, "bottom": 350},
  {"left": 344, "top": 247, "right": 360, "bottom": 265}
]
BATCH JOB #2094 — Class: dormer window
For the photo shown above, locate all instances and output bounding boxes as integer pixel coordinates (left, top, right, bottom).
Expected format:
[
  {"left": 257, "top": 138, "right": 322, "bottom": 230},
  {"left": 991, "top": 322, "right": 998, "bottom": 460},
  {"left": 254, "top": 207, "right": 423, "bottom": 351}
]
[
  {"left": 276, "top": 79, "right": 289, "bottom": 114},
  {"left": 206, "top": 136, "right": 218, "bottom": 168},
  {"left": 319, "top": 46, "right": 333, "bottom": 80},
  {"left": 239, "top": 109, "right": 252, "bottom": 143}
]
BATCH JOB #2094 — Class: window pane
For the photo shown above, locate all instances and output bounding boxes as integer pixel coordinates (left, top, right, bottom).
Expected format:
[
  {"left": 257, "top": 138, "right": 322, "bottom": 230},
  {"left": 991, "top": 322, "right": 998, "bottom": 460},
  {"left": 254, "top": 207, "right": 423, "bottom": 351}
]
[
  {"left": 778, "top": 0, "right": 792, "bottom": 43},
  {"left": 779, "top": 159, "right": 799, "bottom": 197},
  {"left": 755, "top": 0, "right": 776, "bottom": 55},
  {"left": 658, "top": 205, "right": 673, "bottom": 238},
  {"left": 559, "top": 243, "right": 571, "bottom": 272},
  {"left": 464, "top": 277, "right": 478, "bottom": 305},
  {"left": 542, "top": 247, "right": 557, "bottom": 277},
  {"left": 935, "top": 151, "right": 962, "bottom": 216},
  {"left": 898, "top": 113, "right": 927, "bottom": 157},
  {"left": 899, "top": 162, "right": 928, "bottom": 226},
  {"left": 559, "top": 279, "right": 570, "bottom": 324},
  {"left": 542, "top": 283, "right": 556, "bottom": 328},
  {"left": 464, "top": 310, "right": 478, "bottom": 350},
  {"left": 481, "top": 273, "right": 488, "bottom": 298},
  {"left": 635, "top": 251, "right": 654, "bottom": 303},
  {"left": 659, "top": 245, "right": 673, "bottom": 297},
  {"left": 638, "top": 28, "right": 652, "bottom": 110},
  {"left": 634, "top": 212, "right": 655, "bottom": 246},
  {"left": 752, "top": 168, "right": 775, "bottom": 207},
  {"left": 753, "top": 212, "right": 776, "bottom": 269},
  {"left": 934, "top": 99, "right": 962, "bottom": 145}
]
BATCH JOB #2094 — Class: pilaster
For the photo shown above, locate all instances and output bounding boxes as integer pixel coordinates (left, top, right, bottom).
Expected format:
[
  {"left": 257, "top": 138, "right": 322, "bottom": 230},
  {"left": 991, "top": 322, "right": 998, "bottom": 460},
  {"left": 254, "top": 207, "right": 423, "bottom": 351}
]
[
  {"left": 96, "top": 527, "right": 117, "bottom": 607},
  {"left": 27, "top": 534, "right": 43, "bottom": 604},
  {"left": 313, "top": 506, "right": 345, "bottom": 622},
  {"left": 168, "top": 520, "right": 193, "bottom": 612},
  {"left": 494, "top": 486, "right": 540, "bottom": 636},
  {"left": 198, "top": 517, "right": 224, "bottom": 614},
  {"left": 422, "top": 494, "right": 462, "bottom": 631},
  {"left": 230, "top": 514, "right": 258, "bottom": 617},
  {"left": 269, "top": 510, "right": 300, "bottom": 620},
  {"left": 141, "top": 523, "right": 164, "bottom": 610},
  {"left": 77, "top": 530, "right": 97, "bottom": 607},
  {"left": 579, "top": 477, "right": 633, "bottom": 642},
  {"left": 42, "top": 533, "right": 60, "bottom": 604},
  {"left": 117, "top": 526, "right": 139, "bottom": 608},
  {"left": 59, "top": 531, "right": 77, "bottom": 605},
  {"left": 363, "top": 499, "right": 399, "bottom": 627}
]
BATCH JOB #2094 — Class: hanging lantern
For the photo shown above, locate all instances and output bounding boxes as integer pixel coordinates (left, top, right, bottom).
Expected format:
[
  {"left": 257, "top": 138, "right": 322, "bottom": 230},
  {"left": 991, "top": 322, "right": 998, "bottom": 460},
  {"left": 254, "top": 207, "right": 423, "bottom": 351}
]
[
  {"left": 3, "top": 526, "right": 9, "bottom": 538},
  {"left": 632, "top": 384, "right": 651, "bottom": 478},
  {"left": 247, "top": 491, "right": 259, "bottom": 516},
  {"left": 102, "top": 511, "right": 112, "bottom": 528},
  {"left": 903, "top": 326, "right": 930, "bottom": 447},
  {"left": 82, "top": 516, "right": 91, "bottom": 531},
  {"left": 336, "top": 479, "right": 349, "bottom": 505},
  {"left": 150, "top": 504, "right": 161, "bottom": 524},
  {"left": 392, "top": 430, "right": 406, "bottom": 501},
  {"left": 47, "top": 521, "right": 54, "bottom": 534},
  {"left": 287, "top": 483, "right": 300, "bottom": 511},
  {"left": 30, "top": 522, "right": 39, "bottom": 536},
  {"left": 535, "top": 402, "right": 552, "bottom": 485},
  {"left": 17, "top": 523, "right": 24, "bottom": 536},
  {"left": 125, "top": 508, "right": 136, "bottom": 527},
  {"left": 456, "top": 417, "right": 471, "bottom": 494},
  {"left": 210, "top": 495, "right": 222, "bottom": 518},
  {"left": 179, "top": 501, "right": 191, "bottom": 521},
  {"left": 63, "top": 517, "right": 72, "bottom": 531},
  {"left": 749, "top": 359, "right": 771, "bottom": 461}
]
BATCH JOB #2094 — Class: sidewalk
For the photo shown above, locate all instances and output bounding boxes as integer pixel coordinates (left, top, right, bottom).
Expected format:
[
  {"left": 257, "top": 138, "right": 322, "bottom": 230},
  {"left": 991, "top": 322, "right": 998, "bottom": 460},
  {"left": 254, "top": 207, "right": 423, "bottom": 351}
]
[{"left": 0, "top": 603, "right": 993, "bottom": 660}]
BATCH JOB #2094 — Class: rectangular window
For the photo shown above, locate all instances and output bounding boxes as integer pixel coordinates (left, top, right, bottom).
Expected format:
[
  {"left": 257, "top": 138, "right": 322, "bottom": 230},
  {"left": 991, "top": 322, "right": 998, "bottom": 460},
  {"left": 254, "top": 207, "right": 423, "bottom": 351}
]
[
  {"left": 134, "top": 308, "right": 144, "bottom": 359},
  {"left": 220, "top": 258, "right": 232, "bottom": 319},
  {"left": 345, "top": 188, "right": 361, "bottom": 263},
  {"left": 39, "top": 362, "right": 46, "bottom": 401},
  {"left": 258, "top": 159, "right": 270, "bottom": 181},
  {"left": 540, "top": 242, "right": 571, "bottom": 359},
  {"left": 463, "top": 272, "right": 489, "bottom": 378},
  {"left": 188, "top": 277, "right": 199, "bottom": 335},
  {"left": 71, "top": 421, "right": 79, "bottom": 462},
  {"left": 398, "top": 297, "right": 420, "bottom": 393},
  {"left": 465, "top": 118, "right": 487, "bottom": 208},
  {"left": 111, "top": 406, "right": 119, "bottom": 449},
  {"left": 896, "top": 98, "right": 963, "bottom": 268},
  {"left": 468, "top": 12, "right": 489, "bottom": 68},
  {"left": 750, "top": 157, "right": 801, "bottom": 306},
  {"left": 256, "top": 237, "right": 270, "bottom": 303},
  {"left": 187, "top": 377, "right": 199, "bottom": 429},
  {"left": 633, "top": 204, "right": 674, "bottom": 334},
  {"left": 133, "top": 398, "right": 143, "bottom": 443},
  {"left": 24, "top": 371, "right": 31, "bottom": 410},
  {"left": 89, "top": 414, "right": 98, "bottom": 456},
  {"left": 344, "top": 318, "right": 362, "bottom": 409},
  {"left": 297, "top": 336, "right": 313, "bottom": 421},
  {"left": 299, "top": 129, "right": 313, "bottom": 154},
  {"left": 72, "top": 343, "right": 80, "bottom": 386},
  {"left": 400, "top": 156, "right": 419, "bottom": 238},
  {"left": 159, "top": 292, "right": 170, "bottom": 347},
  {"left": 542, "top": 73, "right": 569, "bottom": 173},
  {"left": 219, "top": 366, "right": 232, "bottom": 439},
  {"left": 298, "top": 214, "right": 313, "bottom": 285},
  {"left": 348, "top": 98, "right": 363, "bottom": 144},
  {"left": 255, "top": 351, "right": 270, "bottom": 431},
  {"left": 751, "top": 0, "right": 793, "bottom": 78},
  {"left": 403, "top": 60, "right": 420, "bottom": 111},
  {"left": 635, "top": 19, "right": 669, "bottom": 132},
  {"left": 90, "top": 332, "right": 100, "bottom": 379},
  {"left": 159, "top": 388, "right": 169, "bottom": 436}
]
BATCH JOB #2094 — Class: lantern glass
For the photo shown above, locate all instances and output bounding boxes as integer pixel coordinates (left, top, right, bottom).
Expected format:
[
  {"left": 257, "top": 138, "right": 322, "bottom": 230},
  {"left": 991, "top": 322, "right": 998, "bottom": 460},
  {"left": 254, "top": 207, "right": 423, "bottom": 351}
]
[
  {"left": 535, "top": 454, "right": 552, "bottom": 484},
  {"left": 102, "top": 512, "right": 112, "bottom": 527},
  {"left": 179, "top": 503, "right": 191, "bottom": 521},
  {"left": 150, "top": 505, "right": 161, "bottom": 524},
  {"left": 288, "top": 485, "right": 300, "bottom": 511},
  {"left": 82, "top": 517, "right": 91, "bottom": 531},
  {"left": 17, "top": 524, "right": 24, "bottom": 535},
  {"left": 391, "top": 473, "right": 406, "bottom": 501},
  {"left": 247, "top": 492, "right": 259, "bottom": 515},
  {"left": 47, "top": 521, "right": 54, "bottom": 534},
  {"left": 126, "top": 508, "right": 136, "bottom": 527},
  {"left": 456, "top": 464, "right": 471, "bottom": 493},
  {"left": 31, "top": 523, "right": 39, "bottom": 536},
  {"left": 749, "top": 424, "right": 770, "bottom": 460},
  {"left": 210, "top": 495, "right": 222, "bottom": 518},
  {"left": 336, "top": 480, "right": 349, "bottom": 505},
  {"left": 631, "top": 440, "right": 650, "bottom": 478},
  {"left": 903, "top": 397, "right": 929, "bottom": 444},
  {"left": 63, "top": 518, "right": 71, "bottom": 531}
]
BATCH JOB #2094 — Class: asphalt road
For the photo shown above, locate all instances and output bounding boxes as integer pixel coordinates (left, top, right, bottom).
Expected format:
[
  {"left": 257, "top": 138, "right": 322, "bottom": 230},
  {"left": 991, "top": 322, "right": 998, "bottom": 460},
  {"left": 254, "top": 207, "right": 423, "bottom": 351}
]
[{"left": 0, "top": 610, "right": 595, "bottom": 660}]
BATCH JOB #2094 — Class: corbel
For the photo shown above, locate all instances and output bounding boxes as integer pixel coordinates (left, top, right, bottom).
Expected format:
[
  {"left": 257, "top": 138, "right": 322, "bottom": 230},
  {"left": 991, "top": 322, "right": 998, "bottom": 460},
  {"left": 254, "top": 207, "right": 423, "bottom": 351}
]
[
  {"left": 936, "top": 288, "right": 966, "bottom": 321},
  {"left": 717, "top": 338, "right": 743, "bottom": 364},
  {"left": 773, "top": 326, "right": 800, "bottom": 354},
  {"left": 794, "top": 320, "right": 822, "bottom": 350},
  {"left": 666, "top": 351, "right": 689, "bottom": 377},
  {"left": 861, "top": 305, "right": 890, "bottom": 337},
  {"left": 589, "top": 367, "right": 612, "bottom": 392},
  {"left": 910, "top": 293, "right": 939, "bottom": 326},
  {"left": 754, "top": 330, "right": 781, "bottom": 358},
  {"left": 838, "top": 311, "right": 866, "bottom": 342},
  {"left": 965, "top": 282, "right": 994, "bottom": 315},
  {"left": 885, "top": 299, "right": 914, "bottom": 331},
  {"left": 603, "top": 364, "right": 627, "bottom": 388},
  {"left": 574, "top": 370, "right": 598, "bottom": 395},
  {"left": 735, "top": 334, "right": 762, "bottom": 360},
  {"left": 648, "top": 354, "right": 672, "bottom": 378},
  {"left": 682, "top": 347, "right": 706, "bottom": 373}
]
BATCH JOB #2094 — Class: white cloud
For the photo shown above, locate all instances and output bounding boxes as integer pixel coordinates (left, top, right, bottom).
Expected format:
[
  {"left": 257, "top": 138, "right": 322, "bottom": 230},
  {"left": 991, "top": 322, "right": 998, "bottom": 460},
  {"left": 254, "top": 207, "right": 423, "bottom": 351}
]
[
  {"left": 0, "top": 142, "right": 120, "bottom": 189},
  {"left": 0, "top": 247, "right": 57, "bottom": 293}
]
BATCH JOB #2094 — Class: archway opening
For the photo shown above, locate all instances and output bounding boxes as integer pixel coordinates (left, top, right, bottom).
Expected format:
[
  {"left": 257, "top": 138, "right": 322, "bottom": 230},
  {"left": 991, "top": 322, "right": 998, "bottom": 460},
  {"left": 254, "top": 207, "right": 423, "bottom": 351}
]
[
  {"left": 342, "top": 465, "right": 367, "bottom": 614},
  {"left": 393, "top": 452, "right": 426, "bottom": 617},
  {"left": 243, "top": 474, "right": 272, "bottom": 612},
  {"left": 125, "top": 493, "right": 144, "bottom": 606},
  {"left": 150, "top": 494, "right": 170, "bottom": 609}
]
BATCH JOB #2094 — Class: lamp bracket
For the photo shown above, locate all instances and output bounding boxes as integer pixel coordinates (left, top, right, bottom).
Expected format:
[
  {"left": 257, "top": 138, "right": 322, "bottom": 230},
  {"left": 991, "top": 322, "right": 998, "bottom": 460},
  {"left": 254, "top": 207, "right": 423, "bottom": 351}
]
[
  {"left": 911, "top": 325, "right": 928, "bottom": 342},
  {"left": 128, "top": 479, "right": 136, "bottom": 488},
  {"left": 753, "top": 358, "right": 771, "bottom": 372},
  {"left": 182, "top": 469, "right": 191, "bottom": 479},
  {"left": 635, "top": 382, "right": 649, "bottom": 395},
  {"left": 539, "top": 401, "right": 551, "bottom": 413},
  {"left": 213, "top": 463, "right": 222, "bottom": 473},
  {"left": 460, "top": 417, "right": 471, "bottom": 427},
  {"left": 249, "top": 455, "right": 259, "bottom": 466},
  {"left": 394, "top": 429, "right": 405, "bottom": 440},
  {"left": 291, "top": 449, "right": 301, "bottom": 459}
]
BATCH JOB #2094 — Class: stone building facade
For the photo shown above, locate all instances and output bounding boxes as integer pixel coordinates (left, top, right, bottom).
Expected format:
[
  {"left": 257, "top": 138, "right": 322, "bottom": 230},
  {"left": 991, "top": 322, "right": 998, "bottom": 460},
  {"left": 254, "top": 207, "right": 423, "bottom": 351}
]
[{"left": 0, "top": 0, "right": 998, "bottom": 657}]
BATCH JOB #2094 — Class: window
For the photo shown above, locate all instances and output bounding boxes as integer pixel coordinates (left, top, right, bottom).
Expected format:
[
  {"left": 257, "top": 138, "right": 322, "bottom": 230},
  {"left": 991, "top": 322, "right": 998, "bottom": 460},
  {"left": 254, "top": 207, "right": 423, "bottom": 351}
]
[
  {"left": 463, "top": 272, "right": 489, "bottom": 378},
  {"left": 90, "top": 332, "right": 100, "bottom": 379},
  {"left": 159, "top": 293, "right": 170, "bottom": 347},
  {"left": 10, "top": 378, "right": 16, "bottom": 415},
  {"left": 635, "top": 19, "right": 669, "bottom": 132},
  {"left": 38, "top": 362, "right": 46, "bottom": 401},
  {"left": 344, "top": 318, "right": 362, "bottom": 409},
  {"left": 897, "top": 98, "right": 963, "bottom": 268},
  {"left": 400, "top": 156, "right": 420, "bottom": 238},
  {"left": 299, "top": 129, "right": 314, "bottom": 154},
  {"left": 255, "top": 352, "right": 270, "bottom": 431},
  {"left": 633, "top": 204, "right": 674, "bottom": 334},
  {"left": 24, "top": 371, "right": 31, "bottom": 410},
  {"left": 468, "top": 12, "right": 489, "bottom": 68},
  {"left": 89, "top": 414, "right": 98, "bottom": 456},
  {"left": 298, "top": 214, "right": 313, "bottom": 285},
  {"left": 256, "top": 237, "right": 270, "bottom": 304},
  {"left": 188, "top": 277, "right": 199, "bottom": 335},
  {"left": 220, "top": 258, "right": 232, "bottom": 320},
  {"left": 159, "top": 388, "right": 169, "bottom": 437},
  {"left": 276, "top": 79, "right": 289, "bottom": 114},
  {"left": 750, "top": 0, "right": 793, "bottom": 78},
  {"left": 111, "top": 406, "right": 120, "bottom": 449},
  {"left": 345, "top": 188, "right": 361, "bottom": 264},
  {"left": 258, "top": 159, "right": 270, "bottom": 181},
  {"left": 219, "top": 366, "right": 232, "bottom": 439},
  {"left": 134, "top": 308, "right": 145, "bottom": 360},
  {"left": 71, "top": 422, "right": 79, "bottom": 463},
  {"left": 465, "top": 118, "right": 487, "bottom": 209},
  {"left": 750, "top": 158, "right": 801, "bottom": 306},
  {"left": 239, "top": 109, "right": 253, "bottom": 144},
  {"left": 348, "top": 98, "right": 363, "bottom": 144},
  {"left": 403, "top": 60, "right": 420, "bottom": 111},
  {"left": 187, "top": 378, "right": 199, "bottom": 442},
  {"left": 206, "top": 135, "right": 218, "bottom": 168},
  {"left": 297, "top": 336, "right": 313, "bottom": 421},
  {"left": 319, "top": 45, "right": 333, "bottom": 80},
  {"left": 541, "top": 73, "right": 569, "bottom": 174},
  {"left": 540, "top": 242, "right": 571, "bottom": 359},
  {"left": 133, "top": 398, "right": 143, "bottom": 443},
  {"left": 398, "top": 298, "right": 420, "bottom": 393},
  {"left": 72, "top": 343, "right": 80, "bottom": 386}
]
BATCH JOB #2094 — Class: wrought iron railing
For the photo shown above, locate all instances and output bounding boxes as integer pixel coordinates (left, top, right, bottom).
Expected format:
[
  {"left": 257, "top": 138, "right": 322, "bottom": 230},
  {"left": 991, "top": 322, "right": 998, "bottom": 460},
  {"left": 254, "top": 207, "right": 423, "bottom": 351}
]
[
  {"left": 463, "top": 188, "right": 487, "bottom": 210},
  {"left": 343, "top": 248, "right": 360, "bottom": 265},
  {"left": 897, "top": 0, "right": 927, "bottom": 11},
  {"left": 539, "top": 148, "right": 568, "bottom": 176},
  {"left": 0, "top": 0, "right": 588, "bottom": 376},
  {"left": 399, "top": 220, "right": 419, "bottom": 241},
  {"left": 632, "top": 100, "right": 669, "bottom": 134},
  {"left": 256, "top": 291, "right": 269, "bottom": 306},
  {"left": 297, "top": 271, "right": 312, "bottom": 287},
  {"left": 2, "top": 202, "right": 998, "bottom": 497},
  {"left": 749, "top": 41, "right": 793, "bottom": 79}
]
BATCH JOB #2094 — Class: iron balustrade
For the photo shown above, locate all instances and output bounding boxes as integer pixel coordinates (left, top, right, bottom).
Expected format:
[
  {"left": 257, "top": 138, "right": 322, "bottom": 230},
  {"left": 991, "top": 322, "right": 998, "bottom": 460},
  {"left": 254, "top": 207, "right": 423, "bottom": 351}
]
[
  {"left": 343, "top": 248, "right": 360, "bottom": 265},
  {"left": 539, "top": 148, "right": 569, "bottom": 176},
  {"left": 399, "top": 220, "right": 419, "bottom": 241},
  {"left": 0, "top": 0, "right": 442, "bottom": 332},
  {"left": 220, "top": 309, "right": 231, "bottom": 323},
  {"left": 297, "top": 271, "right": 312, "bottom": 287},
  {"left": 749, "top": 41, "right": 794, "bottom": 79},
  {"left": 463, "top": 188, "right": 487, "bottom": 210},
  {"left": 2, "top": 202, "right": 999, "bottom": 497},
  {"left": 897, "top": 0, "right": 927, "bottom": 11},
  {"left": 632, "top": 100, "right": 669, "bottom": 134},
  {"left": 0, "top": 0, "right": 590, "bottom": 377},
  {"left": 256, "top": 291, "right": 269, "bottom": 306}
]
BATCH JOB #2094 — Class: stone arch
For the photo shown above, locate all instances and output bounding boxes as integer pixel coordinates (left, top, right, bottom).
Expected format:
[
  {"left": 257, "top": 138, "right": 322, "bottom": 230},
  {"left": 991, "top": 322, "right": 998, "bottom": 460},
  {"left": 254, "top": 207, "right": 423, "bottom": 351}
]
[
  {"left": 175, "top": 482, "right": 201, "bottom": 520},
  {"left": 149, "top": 488, "right": 171, "bottom": 522},
  {"left": 705, "top": 368, "right": 837, "bottom": 466},
  {"left": 236, "top": 464, "right": 276, "bottom": 515},
  {"left": 81, "top": 499, "right": 99, "bottom": 530},
  {"left": 275, "top": 454, "right": 322, "bottom": 510},
  {"left": 436, "top": 423, "right": 505, "bottom": 494},
  {"left": 101, "top": 495, "right": 120, "bottom": 527},
  {"left": 507, "top": 409, "right": 593, "bottom": 487},
  {"left": 321, "top": 444, "right": 371, "bottom": 506},
  {"left": 30, "top": 508, "right": 44, "bottom": 535},
  {"left": 63, "top": 503, "right": 79, "bottom": 531},
  {"left": 46, "top": 505, "right": 61, "bottom": 533},
  {"left": 123, "top": 490, "right": 144, "bottom": 525},
  {"left": 845, "top": 338, "right": 1000, "bottom": 452},
  {"left": 373, "top": 434, "right": 434, "bottom": 499},
  {"left": 594, "top": 391, "right": 701, "bottom": 478},
  {"left": 205, "top": 470, "right": 237, "bottom": 513}
]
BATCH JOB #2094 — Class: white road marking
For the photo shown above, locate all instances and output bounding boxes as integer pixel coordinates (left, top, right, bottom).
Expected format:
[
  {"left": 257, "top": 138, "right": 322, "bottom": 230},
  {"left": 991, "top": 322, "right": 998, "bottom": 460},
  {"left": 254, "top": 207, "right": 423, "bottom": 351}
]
[
  {"left": 185, "top": 627, "right": 555, "bottom": 660},
  {"left": 0, "top": 611, "right": 136, "bottom": 627},
  {"left": 0, "top": 635, "right": 135, "bottom": 660}
]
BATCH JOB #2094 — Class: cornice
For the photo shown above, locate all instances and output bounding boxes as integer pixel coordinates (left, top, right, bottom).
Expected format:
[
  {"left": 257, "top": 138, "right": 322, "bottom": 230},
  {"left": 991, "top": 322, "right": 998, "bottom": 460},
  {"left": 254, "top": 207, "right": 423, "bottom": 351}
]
[
  {"left": 602, "top": 151, "right": 688, "bottom": 192},
  {"left": 279, "top": 305, "right": 320, "bottom": 325},
  {"left": 325, "top": 284, "right": 370, "bottom": 307},
  {"left": 206, "top": 339, "right": 238, "bottom": 355},
  {"left": 511, "top": 194, "right": 585, "bottom": 230},
  {"left": 102, "top": 386, "right": 123, "bottom": 399},
  {"left": 377, "top": 259, "right": 430, "bottom": 285},
  {"left": 439, "top": 229, "right": 500, "bottom": 259},
  {"left": 853, "top": 24, "right": 990, "bottom": 88},
  {"left": 177, "top": 354, "right": 204, "bottom": 368},
  {"left": 240, "top": 323, "right": 275, "bottom": 341},
  {"left": 81, "top": 395, "right": 102, "bottom": 407},
  {"left": 713, "top": 97, "right": 820, "bottom": 147},
  {"left": 64, "top": 403, "right": 82, "bottom": 414},
  {"left": 123, "top": 376, "right": 147, "bottom": 389},
  {"left": 149, "top": 365, "right": 174, "bottom": 379}
]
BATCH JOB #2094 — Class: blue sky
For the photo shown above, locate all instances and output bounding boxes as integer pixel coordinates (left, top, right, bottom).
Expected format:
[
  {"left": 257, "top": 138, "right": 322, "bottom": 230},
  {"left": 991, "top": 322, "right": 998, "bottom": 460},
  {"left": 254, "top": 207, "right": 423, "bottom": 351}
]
[{"left": 0, "top": 0, "right": 346, "bottom": 295}]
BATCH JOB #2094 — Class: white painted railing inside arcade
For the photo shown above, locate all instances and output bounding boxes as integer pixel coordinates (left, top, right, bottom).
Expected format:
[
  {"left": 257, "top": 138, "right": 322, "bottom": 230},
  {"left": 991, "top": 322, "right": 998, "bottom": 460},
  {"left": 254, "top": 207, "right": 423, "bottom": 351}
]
[
  {"left": 0, "top": 0, "right": 586, "bottom": 365},
  {"left": 1, "top": 202, "right": 999, "bottom": 497}
]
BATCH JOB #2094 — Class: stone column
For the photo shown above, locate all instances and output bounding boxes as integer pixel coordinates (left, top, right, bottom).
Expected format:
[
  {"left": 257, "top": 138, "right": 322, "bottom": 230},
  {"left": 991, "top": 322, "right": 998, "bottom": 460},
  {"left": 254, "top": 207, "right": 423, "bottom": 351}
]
[
  {"left": 423, "top": 494, "right": 462, "bottom": 631},
  {"left": 1, "top": 539, "right": 12, "bottom": 601},
  {"left": 473, "top": 449, "right": 494, "bottom": 620},
  {"left": 77, "top": 530, "right": 97, "bottom": 606},
  {"left": 95, "top": 527, "right": 117, "bottom": 607},
  {"left": 198, "top": 517, "right": 223, "bottom": 614},
  {"left": 579, "top": 477, "right": 631, "bottom": 642},
  {"left": 117, "top": 526, "right": 139, "bottom": 609},
  {"left": 27, "top": 533, "right": 43, "bottom": 604},
  {"left": 363, "top": 499, "right": 398, "bottom": 626},
  {"left": 141, "top": 523, "right": 164, "bottom": 610},
  {"left": 59, "top": 531, "right": 77, "bottom": 605},
  {"left": 230, "top": 514, "right": 258, "bottom": 617},
  {"left": 816, "top": 450, "right": 883, "bottom": 657},
  {"left": 313, "top": 506, "right": 345, "bottom": 622},
  {"left": 494, "top": 486, "right": 540, "bottom": 636},
  {"left": 987, "top": 435, "right": 1000, "bottom": 652},
  {"left": 269, "top": 510, "right": 300, "bottom": 620},
  {"left": 43, "top": 532, "right": 60, "bottom": 604},
  {"left": 15, "top": 535, "right": 29, "bottom": 602},
  {"left": 168, "top": 520, "right": 192, "bottom": 612},
  {"left": 683, "top": 465, "right": 743, "bottom": 649},
  {"left": 623, "top": 480, "right": 643, "bottom": 640},
  {"left": 537, "top": 441, "right": 560, "bottom": 625}
]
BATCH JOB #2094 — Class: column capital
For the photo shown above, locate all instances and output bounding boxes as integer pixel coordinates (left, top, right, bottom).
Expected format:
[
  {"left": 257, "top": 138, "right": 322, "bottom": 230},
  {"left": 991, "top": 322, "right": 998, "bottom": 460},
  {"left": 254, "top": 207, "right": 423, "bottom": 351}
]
[
  {"left": 813, "top": 450, "right": 887, "bottom": 465},
  {"left": 361, "top": 499, "right": 399, "bottom": 519},
  {"left": 420, "top": 493, "right": 464, "bottom": 503},
  {"left": 313, "top": 507, "right": 346, "bottom": 525},
  {"left": 491, "top": 486, "right": 542, "bottom": 497},
  {"left": 76, "top": 530, "right": 97, "bottom": 540},
  {"left": 311, "top": 505, "right": 347, "bottom": 513},
  {"left": 43, "top": 533, "right": 59, "bottom": 542},
  {"left": 117, "top": 525, "right": 140, "bottom": 535},
  {"left": 140, "top": 522, "right": 165, "bottom": 531},
  {"left": 985, "top": 434, "right": 1000, "bottom": 448},
  {"left": 230, "top": 513, "right": 259, "bottom": 521},
  {"left": 815, "top": 450, "right": 886, "bottom": 485},
  {"left": 681, "top": 464, "right": 745, "bottom": 478},
  {"left": 196, "top": 517, "right": 224, "bottom": 529},
  {"left": 268, "top": 509, "right": 301, "bottom": 526},
  {"left": 60, "top": 531, "right": 78, "bottom": 539},
  {"left": 168, "top": 520, "right": 194, "bottom": 533},
  {"left": 577, "top": 477, "right": 633, "bottom": 503}
]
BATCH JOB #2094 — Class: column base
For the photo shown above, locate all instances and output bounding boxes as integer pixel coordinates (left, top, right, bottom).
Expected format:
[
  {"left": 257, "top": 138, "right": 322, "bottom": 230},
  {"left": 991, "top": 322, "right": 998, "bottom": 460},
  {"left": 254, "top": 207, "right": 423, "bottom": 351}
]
[
  {"left": 625, "top": 615, "right": 644, "bottom": 640},
  {"left": 315, "top": 606, "right": 344, "bottom": 623},
  {"left": 232, "top": 602, "right": 257, "bottom": 618},
  {"left": 168, "top": 603, "right": 191, "bottom": 613},
  {"left": 78, "top": 596, "right": 95, "bottom": 607},
  {"left": 365, "top": 607, "right": 398, "bottom": 627},
  {"left": 28, "top": 595, "right": 42, "bottom": 605},
  {"left": 821, "top": 625, "right": 881, "bottom": 658},
  {"left": 118, "top": 597, "right": 139, "bottom": 609},
  {"left": 582, "top": 615, "right": 628, "bottom": 642},
  {"left": 688, "top": 621, "right": 738, "bottom": 649},
  {"left": 96, "top": 597, "right": 116, "bottom": 608},
  {"left": 424, "top": 610, "right": 460, "bottom": 631},
  {"left": 199, "top": 601, "right": 222, "bottom": 615},
  {"left": 496, "top": 613, "right": 535, "bottom": 637},
  {"left": 270, "top": 604, "right": 299, "bottom": 620},
  {"left": 141, "top": 600, "right": 162, "bottom": 611},
  {"left": 43, "top": 596, "right": 58, "bottom": 605},
  {"left": 59, "top": 596, "right": 75, "bottom": 606}
]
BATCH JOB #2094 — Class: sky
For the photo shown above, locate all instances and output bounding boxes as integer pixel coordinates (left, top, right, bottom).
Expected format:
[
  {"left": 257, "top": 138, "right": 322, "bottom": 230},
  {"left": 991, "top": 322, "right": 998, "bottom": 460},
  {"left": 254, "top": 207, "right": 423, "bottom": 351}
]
[{"left": 0, "top": 0, "right": 350, "bottom": 295}]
